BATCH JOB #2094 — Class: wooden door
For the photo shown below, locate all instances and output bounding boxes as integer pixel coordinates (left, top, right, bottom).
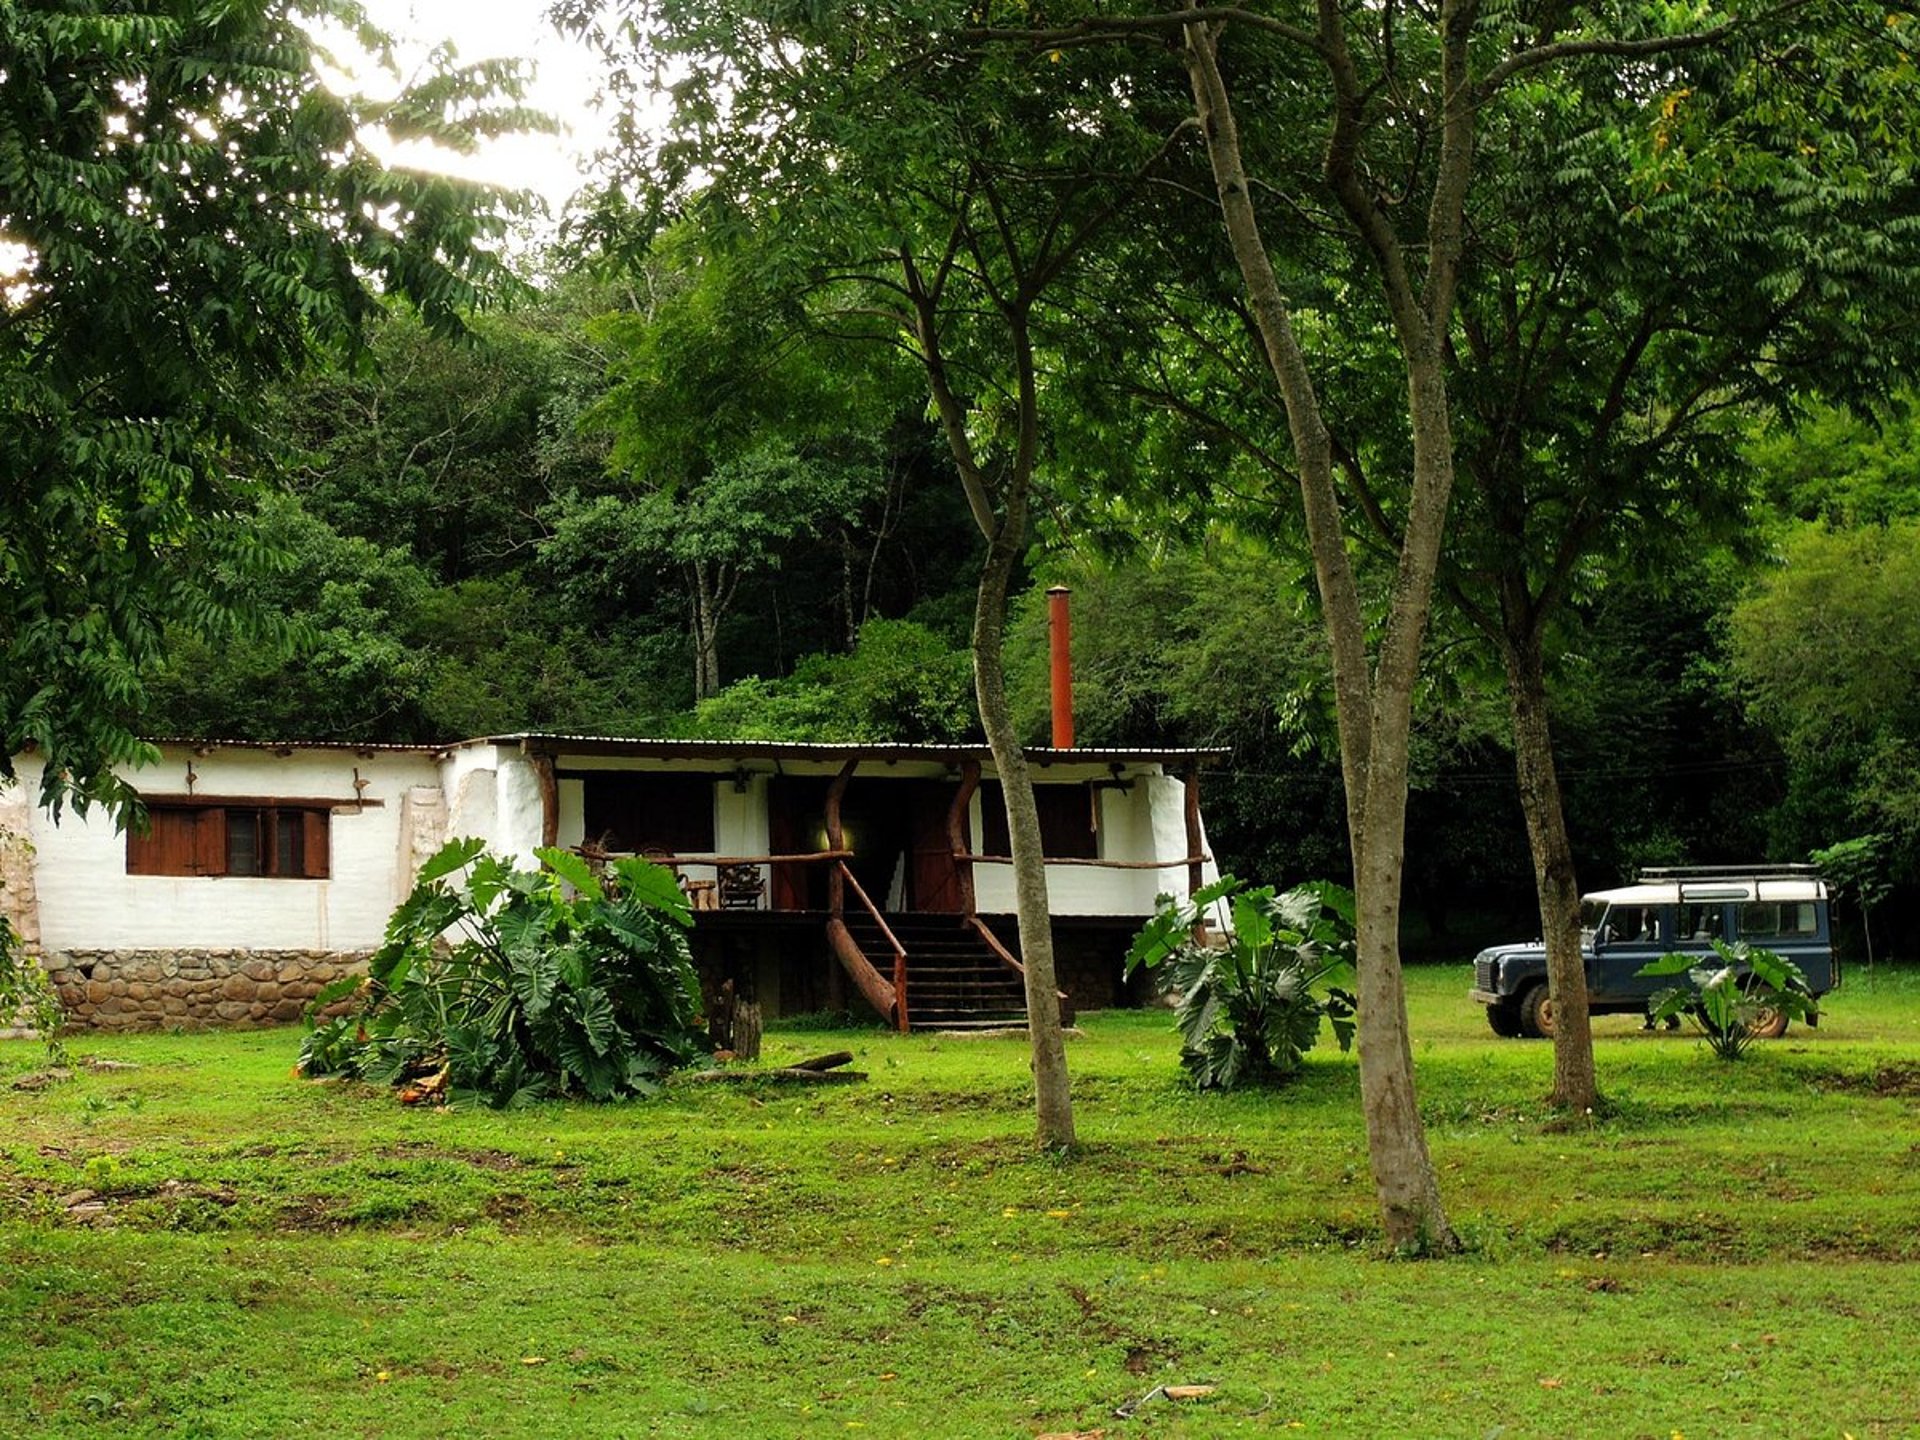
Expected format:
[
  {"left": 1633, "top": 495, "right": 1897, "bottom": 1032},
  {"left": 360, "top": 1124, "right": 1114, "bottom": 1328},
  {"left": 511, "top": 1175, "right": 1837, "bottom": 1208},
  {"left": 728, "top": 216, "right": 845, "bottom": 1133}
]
[
  {"left": 767, "top": 777, "right": 828, "bottom": 911},
  {"left": 908, "top": 782, "right": 967, "bottom": 913}
]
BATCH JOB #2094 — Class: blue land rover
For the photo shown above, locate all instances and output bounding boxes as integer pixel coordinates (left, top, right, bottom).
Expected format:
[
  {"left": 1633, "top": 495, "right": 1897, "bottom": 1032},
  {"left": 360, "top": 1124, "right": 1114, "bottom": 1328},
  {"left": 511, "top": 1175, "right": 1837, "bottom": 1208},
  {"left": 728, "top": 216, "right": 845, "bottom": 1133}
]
[{"left": 1469, "top": 865, "right": 1839, "bottom": 1039}]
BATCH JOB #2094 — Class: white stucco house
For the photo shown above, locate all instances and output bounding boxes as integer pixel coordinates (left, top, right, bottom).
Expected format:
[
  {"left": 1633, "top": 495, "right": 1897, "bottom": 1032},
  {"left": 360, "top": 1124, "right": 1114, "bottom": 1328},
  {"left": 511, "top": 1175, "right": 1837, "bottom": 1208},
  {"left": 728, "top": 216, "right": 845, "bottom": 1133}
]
[{"left": 1, "top": 734, "right": 1226, "bottom": 1032}]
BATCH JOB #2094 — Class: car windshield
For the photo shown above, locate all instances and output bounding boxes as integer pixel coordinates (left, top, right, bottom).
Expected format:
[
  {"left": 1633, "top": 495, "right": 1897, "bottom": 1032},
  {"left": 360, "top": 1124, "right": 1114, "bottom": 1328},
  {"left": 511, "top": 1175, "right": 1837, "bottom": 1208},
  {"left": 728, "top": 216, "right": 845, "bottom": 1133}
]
[{"left": 1579, "top": 899, "right": 1608, "bottom": 945}]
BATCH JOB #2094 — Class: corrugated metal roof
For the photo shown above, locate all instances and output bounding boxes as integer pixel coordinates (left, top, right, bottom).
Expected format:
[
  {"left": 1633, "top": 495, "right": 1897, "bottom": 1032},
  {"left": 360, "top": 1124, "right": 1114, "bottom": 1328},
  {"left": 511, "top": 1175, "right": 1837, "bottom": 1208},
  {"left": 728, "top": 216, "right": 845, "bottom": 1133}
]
[
  {"left": 131, "top": 734, "right": 1231, "bottom": 766},
  {"left": 145, "top": 737, "right": 446, "bottom": 755},
  {"left": 486, "top": 733, "right": 1229, "bottom": 766}
]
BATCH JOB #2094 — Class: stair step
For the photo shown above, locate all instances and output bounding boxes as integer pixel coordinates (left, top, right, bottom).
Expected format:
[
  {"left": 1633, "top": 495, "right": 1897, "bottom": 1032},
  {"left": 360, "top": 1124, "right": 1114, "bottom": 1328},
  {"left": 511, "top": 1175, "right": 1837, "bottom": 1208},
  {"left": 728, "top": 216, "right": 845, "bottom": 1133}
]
[{"left": 835, "top": 912, "right": 1029, "bottom": 1027}]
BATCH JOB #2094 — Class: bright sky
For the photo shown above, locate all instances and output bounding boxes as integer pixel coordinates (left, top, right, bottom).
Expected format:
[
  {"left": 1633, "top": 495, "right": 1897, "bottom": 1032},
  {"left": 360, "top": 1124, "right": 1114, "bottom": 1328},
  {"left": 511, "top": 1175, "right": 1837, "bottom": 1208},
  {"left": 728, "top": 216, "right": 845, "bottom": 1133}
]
[{"left": 353, "top": 0, "right": 613, "bottom": 214}]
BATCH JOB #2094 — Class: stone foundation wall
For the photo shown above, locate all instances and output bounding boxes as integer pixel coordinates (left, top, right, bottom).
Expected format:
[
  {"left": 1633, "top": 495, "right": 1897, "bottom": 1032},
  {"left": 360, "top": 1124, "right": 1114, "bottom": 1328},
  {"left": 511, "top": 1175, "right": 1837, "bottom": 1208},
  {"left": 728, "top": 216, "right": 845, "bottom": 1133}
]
[{"left": 44, "top": 949, "right": 371, "bottom": 1031}]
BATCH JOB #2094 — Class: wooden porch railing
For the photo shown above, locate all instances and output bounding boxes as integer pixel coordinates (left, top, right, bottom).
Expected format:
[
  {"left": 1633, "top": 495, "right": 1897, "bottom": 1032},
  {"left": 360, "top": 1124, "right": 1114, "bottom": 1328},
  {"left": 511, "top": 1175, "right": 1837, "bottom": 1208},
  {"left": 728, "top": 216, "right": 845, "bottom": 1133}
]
[
  {"left": 579, "top": 849, "right": 855, "bottom": 868},
  {"left": 837, "top": 861, "right": 909, "bottom": 1033},
  {"left": 952, "top": 853, "right": 1210, "bottom": 869},
  {"left": 966, "top": 914, "right": 1074, "bottom": 1027}
]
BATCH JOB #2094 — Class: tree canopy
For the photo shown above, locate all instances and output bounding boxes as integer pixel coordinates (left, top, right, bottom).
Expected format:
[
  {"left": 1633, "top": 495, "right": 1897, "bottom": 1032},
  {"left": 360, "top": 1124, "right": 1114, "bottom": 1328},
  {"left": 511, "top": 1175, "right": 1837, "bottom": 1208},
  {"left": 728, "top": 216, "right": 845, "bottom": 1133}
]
[{"left": 0, "top": 0, "right": 533, "bottom": 817}]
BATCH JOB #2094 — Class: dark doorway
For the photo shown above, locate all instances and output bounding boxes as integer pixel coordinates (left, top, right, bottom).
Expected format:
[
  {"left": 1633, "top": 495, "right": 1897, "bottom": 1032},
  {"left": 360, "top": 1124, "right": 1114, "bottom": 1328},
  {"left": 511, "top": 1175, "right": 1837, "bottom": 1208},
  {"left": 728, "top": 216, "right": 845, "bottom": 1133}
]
[
  {"left": 766, "top": 776, "right": 967, "bottom": 913},
  {"left": 907, "top": 781, "right": 969, "bottom": 912}
]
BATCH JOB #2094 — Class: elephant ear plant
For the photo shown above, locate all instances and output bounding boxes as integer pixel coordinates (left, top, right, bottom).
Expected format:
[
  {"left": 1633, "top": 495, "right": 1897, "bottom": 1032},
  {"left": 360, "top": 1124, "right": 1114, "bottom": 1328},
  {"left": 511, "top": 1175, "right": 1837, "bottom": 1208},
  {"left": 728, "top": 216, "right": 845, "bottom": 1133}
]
[
  {"left": 1638, "top": 940, "right": 1819, "bottom": 1060},
  {"left": 1126, "top": 876, "right": 1357, "bottom": 1090},
  {"left": 299, "top": 838, "right": 711, "bottom": 1106}
]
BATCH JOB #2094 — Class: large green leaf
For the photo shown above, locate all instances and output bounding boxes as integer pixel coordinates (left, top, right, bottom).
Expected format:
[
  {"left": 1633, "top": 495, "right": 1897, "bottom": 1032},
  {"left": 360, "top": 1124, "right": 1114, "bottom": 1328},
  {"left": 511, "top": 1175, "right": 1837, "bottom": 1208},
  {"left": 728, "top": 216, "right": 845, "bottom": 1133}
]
[
  {"left": 536, "top": 845, "right": 605, "bottom": 901},
  {"left": 608, "top": 857, "right": 694, "bottom": 927},
  {"left": 418, "top": 836, "right": 489, "bottom": 887}
]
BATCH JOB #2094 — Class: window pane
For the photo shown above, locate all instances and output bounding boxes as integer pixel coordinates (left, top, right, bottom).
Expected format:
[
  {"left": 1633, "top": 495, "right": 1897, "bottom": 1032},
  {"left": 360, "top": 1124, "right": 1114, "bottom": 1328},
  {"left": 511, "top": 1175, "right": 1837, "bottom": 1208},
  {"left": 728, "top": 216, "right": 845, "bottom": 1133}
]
[
  {"left": 275, "top": 811, "right": 304, "bottom": 877},
  {"left": 1608, "top": 905, "right": 1661, "bottom": 943},
  {"left": 1740, "top": 901, "right": 1818, "bottom": 938},
  {"left": 226, "top": 809, "right": 262, "bottom": 876},
  {"left": 974, "top": 782, "right": 1098, "bottom": 859},
  {"left": 582, "top": 774, "right": 719, "bottom": 854},
  {"left": 1678, "top": 903, "right": 1723, "bottom": 942}
]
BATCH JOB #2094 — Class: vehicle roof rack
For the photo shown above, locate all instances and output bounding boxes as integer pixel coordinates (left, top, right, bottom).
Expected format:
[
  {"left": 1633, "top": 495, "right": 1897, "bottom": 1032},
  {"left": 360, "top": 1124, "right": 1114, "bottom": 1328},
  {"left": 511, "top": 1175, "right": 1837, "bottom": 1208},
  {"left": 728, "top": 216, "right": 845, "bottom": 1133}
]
[{"left": 1635, "top": 864, "right": 1823, "bottom": 882}]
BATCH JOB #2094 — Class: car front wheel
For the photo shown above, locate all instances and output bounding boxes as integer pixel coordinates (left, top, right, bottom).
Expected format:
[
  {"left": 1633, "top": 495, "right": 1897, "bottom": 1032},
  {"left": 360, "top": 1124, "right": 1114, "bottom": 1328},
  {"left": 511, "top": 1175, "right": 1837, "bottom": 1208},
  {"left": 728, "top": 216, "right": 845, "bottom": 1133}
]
[
  {"left": 1486, "top": 999, "right": 1523, "bottom": 1038},
  {"left": 1519, "top": 983, "right": 1556, "bottom": 1040}
]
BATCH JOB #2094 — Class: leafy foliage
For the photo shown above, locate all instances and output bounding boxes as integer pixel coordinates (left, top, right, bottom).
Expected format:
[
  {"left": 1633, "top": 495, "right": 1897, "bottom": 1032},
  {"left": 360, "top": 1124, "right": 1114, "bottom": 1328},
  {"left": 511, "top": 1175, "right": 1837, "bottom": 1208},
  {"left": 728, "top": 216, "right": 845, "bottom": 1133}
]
[
  {"left": 1638, "top": 940, "right": 1820, "bottom": 1061},
  {"left": 0, "top": 0, "right": 530, "bottom": 819},
  {"left": 298, "top": 840, "right": 709, "bottom": 1106},
  {"left": 1126, "top": 876, "right": 1356, "bottom": 1090},
  {"left": 1726, "top": 520, "right": 1920, "bottom": 870},
  {"left": 688, "top": 619, "right": 975, "bottom": 743},
  {"left": 143, "top": 495, "right": 678, "bottom": 742},
  {"left": 1812, "top": 833, "right": 1896, "bottom": 967},
  {"left": 0, "top": 912, "right": 64, "bottom": 1064}
]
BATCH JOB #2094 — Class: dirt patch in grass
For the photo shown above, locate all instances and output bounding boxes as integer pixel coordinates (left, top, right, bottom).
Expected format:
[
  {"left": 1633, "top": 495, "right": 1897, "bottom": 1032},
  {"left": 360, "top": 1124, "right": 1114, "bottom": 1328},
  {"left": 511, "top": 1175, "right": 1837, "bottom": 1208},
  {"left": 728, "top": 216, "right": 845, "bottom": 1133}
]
[
  {"left": 379, "top": 1141, "right": 529, "bottom": 1172},
  {"left": 274, "top": 1196, "right": 337, "bottom": 1231},
  {"left": 1788, "top": 1060, "right": 1920, "bottom": 1096},
  {"left": 1867, "top": 1062, "right": 1920, "bottom": 1095}
]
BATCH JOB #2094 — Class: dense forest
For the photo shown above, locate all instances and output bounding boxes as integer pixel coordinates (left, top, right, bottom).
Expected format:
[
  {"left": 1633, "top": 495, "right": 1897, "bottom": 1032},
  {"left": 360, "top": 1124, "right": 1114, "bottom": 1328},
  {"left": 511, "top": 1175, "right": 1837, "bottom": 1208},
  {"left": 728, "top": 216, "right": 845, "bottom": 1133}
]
[{"left": 126, "top": 284, "right": 1920, "bottom": 961}]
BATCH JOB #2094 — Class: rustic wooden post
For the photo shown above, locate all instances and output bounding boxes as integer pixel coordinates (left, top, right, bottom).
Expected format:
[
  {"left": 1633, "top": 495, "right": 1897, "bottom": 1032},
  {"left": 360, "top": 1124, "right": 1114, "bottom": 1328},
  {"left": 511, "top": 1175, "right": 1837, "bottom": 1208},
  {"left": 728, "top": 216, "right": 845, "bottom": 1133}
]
[
  {"left": 529, "top": 749, "right": 560, "bottom": 849},
  {"left": 1184, "top": 764, "right": 1209, "bottom": 943},
  {"left": 825, "top": 758, "right": 857, "bottom": 918},
  {"left": 948, "top": 758, "right": 981, "bottom": 916},
  {"left": 733, "top": 999, "right": 763, "bottom": 1061}
]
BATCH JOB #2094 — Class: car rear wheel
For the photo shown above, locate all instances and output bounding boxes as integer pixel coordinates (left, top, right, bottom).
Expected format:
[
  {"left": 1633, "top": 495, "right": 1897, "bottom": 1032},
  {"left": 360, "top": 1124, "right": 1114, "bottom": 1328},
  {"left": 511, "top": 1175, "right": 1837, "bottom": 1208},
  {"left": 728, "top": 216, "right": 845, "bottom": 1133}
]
[
  {"left": 1519, "top": 983, "right": 1556, "bottom": 1040},
  {"left": 1486, "top": 999, "right": 1523, "bottom": 1038},
  {"left": 1745, "top": 1001, "right": 1790, "bottom": 1039}
]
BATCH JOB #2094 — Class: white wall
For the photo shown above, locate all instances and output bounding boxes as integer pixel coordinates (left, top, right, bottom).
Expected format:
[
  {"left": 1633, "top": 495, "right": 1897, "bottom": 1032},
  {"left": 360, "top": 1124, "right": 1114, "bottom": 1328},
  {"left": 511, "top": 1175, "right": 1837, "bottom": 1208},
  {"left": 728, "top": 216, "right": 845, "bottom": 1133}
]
[
  {"left": 22, "top": 744, "right": 1231, "bottom": 946},
  {"left": 493, "top": 752, "right": 548, "bottom": 865},
  {"left": 31, "top": 744, "right": 442, "bottom": 952},
  {"left": 970, "top": 767, "right": 1210, "bottom": 917},
  {"left": 441, "top": 744, "right": 498, "bottom": 849}
]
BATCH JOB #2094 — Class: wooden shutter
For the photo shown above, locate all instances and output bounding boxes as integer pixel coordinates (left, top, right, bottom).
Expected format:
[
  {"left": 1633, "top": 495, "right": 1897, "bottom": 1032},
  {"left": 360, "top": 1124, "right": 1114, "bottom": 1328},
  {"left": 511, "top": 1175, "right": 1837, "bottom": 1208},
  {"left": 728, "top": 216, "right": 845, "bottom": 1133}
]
[
  {"left": 127, "top": 807, "right": 222, "bottom": 876},
  {"left": 301, "top": 809, "right": 331, "bottom": 879},
  {"left": 195, "top": 809, "right": 228, "bottom": 875},
  {"left": 128, "top": 809, "right": 183, "bottom": 875}
]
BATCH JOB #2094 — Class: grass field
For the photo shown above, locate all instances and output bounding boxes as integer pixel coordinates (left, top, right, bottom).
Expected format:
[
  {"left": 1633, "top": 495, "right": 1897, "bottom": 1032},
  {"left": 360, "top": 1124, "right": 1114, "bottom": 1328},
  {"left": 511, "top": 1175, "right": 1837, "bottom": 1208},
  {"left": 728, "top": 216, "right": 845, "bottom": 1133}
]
[{"left": 5, "top": 964, "right": 1920, "bottom": 1439}]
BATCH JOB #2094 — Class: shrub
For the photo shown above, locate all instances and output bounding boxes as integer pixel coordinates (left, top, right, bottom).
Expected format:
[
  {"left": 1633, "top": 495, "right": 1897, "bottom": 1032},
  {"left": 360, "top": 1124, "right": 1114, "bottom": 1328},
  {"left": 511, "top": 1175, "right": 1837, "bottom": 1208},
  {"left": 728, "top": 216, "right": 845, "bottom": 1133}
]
[
  {"left": 1638, "top": 939, "right": 1820, "bottom": 1060},
  {"left": 1126, "top": 876, "right": 1357, "bottom": 1089},
  {"left": 0, "top": 912, "right": 64, "bottom": 1064},
  {"left": 298, "top": 839, "right": 710, "bottom": 1106}
]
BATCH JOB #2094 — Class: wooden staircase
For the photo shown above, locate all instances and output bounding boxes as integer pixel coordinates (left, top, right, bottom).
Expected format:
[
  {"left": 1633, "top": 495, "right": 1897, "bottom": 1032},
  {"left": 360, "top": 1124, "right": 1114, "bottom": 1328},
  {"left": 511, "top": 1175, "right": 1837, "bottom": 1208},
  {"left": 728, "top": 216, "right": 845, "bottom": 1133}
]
[{"left": 839, "top": 912, "right": 1030, "bottom": 1032}]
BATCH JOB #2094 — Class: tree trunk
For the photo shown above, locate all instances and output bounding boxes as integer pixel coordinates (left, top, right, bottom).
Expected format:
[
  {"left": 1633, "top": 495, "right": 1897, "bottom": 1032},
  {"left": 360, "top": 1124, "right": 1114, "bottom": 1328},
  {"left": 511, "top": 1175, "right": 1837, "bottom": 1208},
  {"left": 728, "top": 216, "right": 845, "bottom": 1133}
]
[
  {"left": 690, "top": 561, "right": 722, "bottom": 701},
  {"left": 1348, "top": 345, "right": 1460, "bottom": 1252},
  {"left": 972, "top": 492, "right": 1077, "bottom": 1150},
  {"left": 1185, "top": 20, "right": 1453, "bottom": 1250},
  {"left": 1499, "top": 609, "right": 1600, "bottom": 1111},
  {"left": 899, "top": 252, "right": 1075, "bottom": 1152}
]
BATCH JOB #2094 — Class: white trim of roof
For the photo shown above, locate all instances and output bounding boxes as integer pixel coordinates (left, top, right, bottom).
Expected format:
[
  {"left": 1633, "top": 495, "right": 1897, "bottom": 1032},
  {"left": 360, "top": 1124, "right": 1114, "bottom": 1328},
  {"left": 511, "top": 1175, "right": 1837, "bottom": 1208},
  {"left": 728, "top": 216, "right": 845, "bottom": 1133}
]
[{"left": 1586, "top": 879, "right": 1826, "bottom": 906}]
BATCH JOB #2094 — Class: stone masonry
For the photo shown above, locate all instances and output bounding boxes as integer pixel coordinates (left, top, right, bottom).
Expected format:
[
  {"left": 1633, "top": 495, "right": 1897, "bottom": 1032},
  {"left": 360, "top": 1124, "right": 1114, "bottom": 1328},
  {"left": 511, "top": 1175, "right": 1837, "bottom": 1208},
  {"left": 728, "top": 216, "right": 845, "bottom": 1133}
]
[{"left": 43, "top": 949, "right": 372, "bottom": 1031}]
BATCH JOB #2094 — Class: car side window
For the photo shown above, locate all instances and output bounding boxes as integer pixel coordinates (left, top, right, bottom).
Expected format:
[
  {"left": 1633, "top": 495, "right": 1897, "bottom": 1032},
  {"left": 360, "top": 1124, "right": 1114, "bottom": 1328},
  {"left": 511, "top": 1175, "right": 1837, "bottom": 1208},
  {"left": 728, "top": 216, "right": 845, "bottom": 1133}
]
[
  {"left": 1738, "top": 901, "right": 1819, "bottom": 939},
  {"left": 1607, "top": 905, "right": 1661, "bottom": 944},
  {"left": 1678, "top": 903, "right": 1724, "bottom": 942}
]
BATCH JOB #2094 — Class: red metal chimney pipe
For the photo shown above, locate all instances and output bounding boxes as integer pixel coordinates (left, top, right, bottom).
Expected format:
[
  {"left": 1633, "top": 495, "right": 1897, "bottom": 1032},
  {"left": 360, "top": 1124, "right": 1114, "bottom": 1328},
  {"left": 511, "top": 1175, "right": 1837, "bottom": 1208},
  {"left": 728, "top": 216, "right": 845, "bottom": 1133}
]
[{"left": 1047, "top": 585, "right": 1074, "bottom": 749}]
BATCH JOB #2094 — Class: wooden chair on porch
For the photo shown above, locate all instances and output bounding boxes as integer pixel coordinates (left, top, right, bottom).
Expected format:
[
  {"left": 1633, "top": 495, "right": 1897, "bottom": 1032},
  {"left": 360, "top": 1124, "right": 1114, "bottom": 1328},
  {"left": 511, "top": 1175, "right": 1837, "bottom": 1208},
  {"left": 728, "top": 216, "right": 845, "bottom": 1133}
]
[{"left": 717, "top": 863, "right": 766, "bottom": 910}]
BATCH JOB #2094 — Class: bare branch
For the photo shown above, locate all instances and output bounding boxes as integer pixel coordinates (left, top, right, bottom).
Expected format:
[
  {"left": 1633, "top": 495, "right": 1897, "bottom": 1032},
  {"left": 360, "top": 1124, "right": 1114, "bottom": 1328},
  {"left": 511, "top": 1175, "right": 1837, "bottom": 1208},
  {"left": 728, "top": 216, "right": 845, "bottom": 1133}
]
[
  {"left": 1480, "top": 22, "right": 1739, "bottom": 97},
  {"left": 955, "top": 7, "right": 1323, "bottom": 56}
]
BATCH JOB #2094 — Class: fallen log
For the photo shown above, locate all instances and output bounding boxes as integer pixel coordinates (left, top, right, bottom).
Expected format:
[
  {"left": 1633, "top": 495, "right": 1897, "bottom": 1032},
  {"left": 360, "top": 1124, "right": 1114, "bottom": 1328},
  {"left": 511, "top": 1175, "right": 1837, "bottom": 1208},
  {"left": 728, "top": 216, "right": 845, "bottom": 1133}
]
[{"left": 789, "top": 1050, "right": 854, "bottom": 1072}]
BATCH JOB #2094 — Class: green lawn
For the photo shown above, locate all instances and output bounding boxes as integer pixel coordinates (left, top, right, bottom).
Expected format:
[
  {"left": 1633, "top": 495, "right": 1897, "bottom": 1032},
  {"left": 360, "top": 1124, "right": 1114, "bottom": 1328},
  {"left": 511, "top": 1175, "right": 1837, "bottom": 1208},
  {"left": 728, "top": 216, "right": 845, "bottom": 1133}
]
[{"left": 5, "top": 965, "right": 1920, "bottom": 1438}]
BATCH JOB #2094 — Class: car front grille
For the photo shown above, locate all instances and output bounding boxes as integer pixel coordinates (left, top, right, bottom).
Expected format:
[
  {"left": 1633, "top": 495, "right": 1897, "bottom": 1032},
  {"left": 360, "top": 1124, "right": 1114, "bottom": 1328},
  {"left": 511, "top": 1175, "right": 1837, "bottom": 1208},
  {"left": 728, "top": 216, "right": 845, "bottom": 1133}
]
[{"left": 1474, "top": 957, "right": 1498, "bottom": 991}]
